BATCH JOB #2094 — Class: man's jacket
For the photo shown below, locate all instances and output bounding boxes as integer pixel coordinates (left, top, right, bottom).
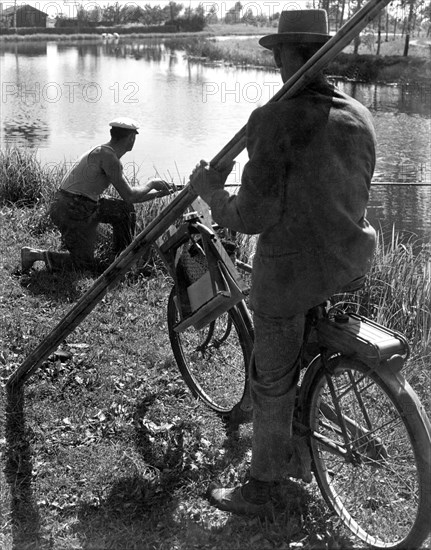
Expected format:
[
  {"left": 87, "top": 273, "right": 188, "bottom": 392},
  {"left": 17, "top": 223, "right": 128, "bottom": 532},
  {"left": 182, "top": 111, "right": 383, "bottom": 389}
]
[{"left": 209, "top": 81, "right": 377, "bottom": 319}]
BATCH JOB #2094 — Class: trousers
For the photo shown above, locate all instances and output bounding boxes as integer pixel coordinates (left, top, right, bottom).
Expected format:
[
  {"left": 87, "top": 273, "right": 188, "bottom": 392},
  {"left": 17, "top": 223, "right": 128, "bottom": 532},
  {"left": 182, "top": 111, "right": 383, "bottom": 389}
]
[
  {"left": 48, "top": 190, "right": 136, "bottom": 271},
  {"left": 250, "top": 312, "right": 306, "bottom": 482}
]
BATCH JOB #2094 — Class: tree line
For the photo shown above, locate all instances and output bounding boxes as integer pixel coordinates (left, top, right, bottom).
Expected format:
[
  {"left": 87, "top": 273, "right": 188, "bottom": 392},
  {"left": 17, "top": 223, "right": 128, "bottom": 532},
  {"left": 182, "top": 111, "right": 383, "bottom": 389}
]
[
  {"left": 56, "top": 2, "right": 206, "bottom": 32},
  {"left": 53, "top": 0, "right": 430, "bottom": 56}
]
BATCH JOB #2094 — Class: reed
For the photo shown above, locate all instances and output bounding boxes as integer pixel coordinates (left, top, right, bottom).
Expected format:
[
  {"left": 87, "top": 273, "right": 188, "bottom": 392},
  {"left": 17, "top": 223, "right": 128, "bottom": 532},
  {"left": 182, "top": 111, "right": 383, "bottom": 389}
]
[
  {"left": 0, "top": 147, "right": 61, "bottom": 206},
  {"left": 359, "top": 229, "right": 431, "bottom": 353}
]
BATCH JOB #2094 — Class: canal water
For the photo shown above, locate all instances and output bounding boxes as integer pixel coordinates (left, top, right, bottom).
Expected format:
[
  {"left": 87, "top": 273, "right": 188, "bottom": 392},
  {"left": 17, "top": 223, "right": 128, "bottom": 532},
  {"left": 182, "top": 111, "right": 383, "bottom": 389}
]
[{"left": 1, "top": 38, "right": 430, "bottom": 240}]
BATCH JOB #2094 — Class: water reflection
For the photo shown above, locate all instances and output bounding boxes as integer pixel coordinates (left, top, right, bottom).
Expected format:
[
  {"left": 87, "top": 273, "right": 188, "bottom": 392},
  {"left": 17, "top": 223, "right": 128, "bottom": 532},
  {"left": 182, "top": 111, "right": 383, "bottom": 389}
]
[
  {"left": 3, "top": 112, "right": 49, "bottom": 148},
  {"left": 1, "top": 41, "right": 50, "bottom": 148},
  {"left": 368, "top": 184, "right": 431, "bottom": 239},
  {"left": 0, "top": 41, "right": 47, "bottom": 56},
  {"left": 334, "top": 80, "right": 431, "bottom": 185},
  {"left": 337, "top": 80, "right": 431, "bottom": 117},
  {"left": 106, "top": 41, "right": 166, "bottom": 61}
]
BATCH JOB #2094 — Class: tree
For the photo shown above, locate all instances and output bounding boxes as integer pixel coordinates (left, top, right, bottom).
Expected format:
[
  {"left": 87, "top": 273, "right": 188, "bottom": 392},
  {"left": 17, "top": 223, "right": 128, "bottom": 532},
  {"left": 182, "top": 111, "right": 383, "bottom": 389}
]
[
  {"left": 242, "top": 7, "right": 257, "bottom": 26},
  {"left": 102, "top": 2, "right": 121, "bottom": 25},
  {"left": 120, "top": 5, "right": 145, "bottom": 24},
  {"left": 376, "top": 10, "right": 382, "bottom": 54},
  {"left": 353, "top": 0, "right": 363, "bottom": 53},
  {"left": 403, "top": 0, "right": 416, "bottom": 55},
  {"left": 176, "top": 4, "right": 205, "bottom": 31},
  {"left": 163, "top": 2, "right": 183, "bottom": 22},
  {"left": 418, "top": 0, "right": 431, "bottom": 36},
  {"left": 225, "top": 2, "right": 242, "bottom": 24},
  {"left": 204, "top": 4, "right": 218, "bottom": 24},
  {"left": 76, "top": 4, "right": 90, "bottom": 24},
  {"left": 146, "top": 5, "right": 166, "bottom": 25}
]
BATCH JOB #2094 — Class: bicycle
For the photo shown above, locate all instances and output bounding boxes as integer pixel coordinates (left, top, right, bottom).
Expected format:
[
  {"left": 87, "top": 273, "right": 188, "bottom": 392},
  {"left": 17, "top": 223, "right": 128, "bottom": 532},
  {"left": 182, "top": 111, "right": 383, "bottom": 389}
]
[{"left": 156, "top": 211, "right": 431, "bottom": 550}]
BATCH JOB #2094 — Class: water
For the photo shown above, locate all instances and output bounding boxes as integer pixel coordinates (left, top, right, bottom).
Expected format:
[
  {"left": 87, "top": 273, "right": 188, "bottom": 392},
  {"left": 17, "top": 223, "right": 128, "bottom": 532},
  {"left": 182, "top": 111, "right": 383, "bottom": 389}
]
[{"left": 1, "top": 38, "right": 430, "bottom": 241}]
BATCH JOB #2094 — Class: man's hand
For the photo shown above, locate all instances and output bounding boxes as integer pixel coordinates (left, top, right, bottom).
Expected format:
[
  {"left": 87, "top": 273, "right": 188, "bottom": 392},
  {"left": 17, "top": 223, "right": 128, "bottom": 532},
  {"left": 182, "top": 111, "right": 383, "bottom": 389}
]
[
  {"left": 189, "top": 160, "right": 234, "bottom": 204},
  {"left": 148, "top": 178, "right": 176, "bottom": 195}
]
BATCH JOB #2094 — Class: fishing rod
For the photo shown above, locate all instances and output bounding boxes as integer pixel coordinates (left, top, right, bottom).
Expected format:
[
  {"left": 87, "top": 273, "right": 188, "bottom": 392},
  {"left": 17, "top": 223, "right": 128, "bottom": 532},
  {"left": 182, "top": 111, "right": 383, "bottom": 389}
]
[
  {"left": 7, "top": 0, "right": 395, "bottom": 388},
  {"left": 171, "top": 182, "right": 431, "bottom": 189},
  {"left": 372, "top": 182, "right": 431, "bottom": 186}
]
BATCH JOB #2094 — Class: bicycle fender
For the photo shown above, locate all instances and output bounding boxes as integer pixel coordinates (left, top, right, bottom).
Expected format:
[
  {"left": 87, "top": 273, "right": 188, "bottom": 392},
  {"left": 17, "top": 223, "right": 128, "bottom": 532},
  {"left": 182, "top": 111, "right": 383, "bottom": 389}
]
[{"left": 376, "top": 361, "right": 431, "bottom": 445}]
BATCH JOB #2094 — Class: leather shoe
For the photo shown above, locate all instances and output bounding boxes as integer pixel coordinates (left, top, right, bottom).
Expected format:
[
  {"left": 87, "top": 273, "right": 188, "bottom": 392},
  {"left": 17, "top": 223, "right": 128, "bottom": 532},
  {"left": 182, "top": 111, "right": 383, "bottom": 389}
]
[{"left": 207, "top": 482, "right": 274, "bottom": 518}]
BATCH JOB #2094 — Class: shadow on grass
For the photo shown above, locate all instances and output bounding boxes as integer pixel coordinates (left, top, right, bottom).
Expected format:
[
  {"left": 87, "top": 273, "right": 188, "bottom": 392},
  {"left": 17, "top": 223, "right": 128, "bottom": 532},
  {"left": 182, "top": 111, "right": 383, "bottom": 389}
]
[
  {"left": 4, "top": 384, "right": 41, "bottom": 550},
  {"left": 19, "top": 268, "right": 83, "bottom": 303}
]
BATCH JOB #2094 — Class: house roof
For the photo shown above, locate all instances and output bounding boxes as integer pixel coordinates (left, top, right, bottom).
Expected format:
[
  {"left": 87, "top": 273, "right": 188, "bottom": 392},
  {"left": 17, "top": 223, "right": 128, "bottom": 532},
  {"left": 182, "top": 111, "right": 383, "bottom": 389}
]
[{"left": 2, "top": 4, "right": 48, "bottom": 17}]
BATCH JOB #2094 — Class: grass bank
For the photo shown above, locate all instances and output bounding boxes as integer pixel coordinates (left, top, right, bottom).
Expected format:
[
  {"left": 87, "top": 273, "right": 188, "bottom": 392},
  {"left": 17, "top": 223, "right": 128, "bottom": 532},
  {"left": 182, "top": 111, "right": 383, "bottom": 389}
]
[
  {"left": 0, "top": 148, "right": 430, "bottom": 549},
  {"left": 171, "top": 35, "right": 431, "bottom": 83}
]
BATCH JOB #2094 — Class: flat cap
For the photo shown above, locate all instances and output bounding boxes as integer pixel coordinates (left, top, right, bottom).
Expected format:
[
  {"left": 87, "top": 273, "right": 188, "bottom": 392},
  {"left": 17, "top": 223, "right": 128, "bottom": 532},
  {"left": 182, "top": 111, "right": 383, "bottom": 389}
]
[{"left": 109, "top": 117, "right": 139, "bottom": 133}]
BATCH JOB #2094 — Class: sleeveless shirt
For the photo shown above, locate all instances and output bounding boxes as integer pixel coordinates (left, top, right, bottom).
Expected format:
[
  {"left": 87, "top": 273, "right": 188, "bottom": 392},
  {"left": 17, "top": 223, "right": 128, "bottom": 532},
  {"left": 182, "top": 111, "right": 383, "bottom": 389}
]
[{"left": 60, "top": 145, "right": 120, "bottom": 201}]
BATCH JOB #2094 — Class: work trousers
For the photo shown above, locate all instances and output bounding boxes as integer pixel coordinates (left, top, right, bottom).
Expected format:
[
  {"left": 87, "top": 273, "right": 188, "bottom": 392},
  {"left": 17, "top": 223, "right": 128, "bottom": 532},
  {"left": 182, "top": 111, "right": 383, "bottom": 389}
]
[
  {"left": 250, "top": 312, "right": 306, "bottom": 482},
  {"left": 48, "top": 190, "right": 136, "bottom": 271}
]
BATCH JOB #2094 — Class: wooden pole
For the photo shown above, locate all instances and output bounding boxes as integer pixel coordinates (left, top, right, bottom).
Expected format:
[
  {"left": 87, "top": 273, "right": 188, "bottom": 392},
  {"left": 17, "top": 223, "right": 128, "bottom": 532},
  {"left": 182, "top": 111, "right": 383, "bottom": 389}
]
[{"left": 6, "top": 0, "right": 393, "bottom": 388}]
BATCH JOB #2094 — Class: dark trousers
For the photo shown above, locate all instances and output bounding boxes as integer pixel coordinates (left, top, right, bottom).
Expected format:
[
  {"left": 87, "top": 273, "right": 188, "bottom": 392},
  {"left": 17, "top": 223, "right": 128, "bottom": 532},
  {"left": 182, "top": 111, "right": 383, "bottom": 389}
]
[
  {"left": 250, "top": 312, "right": 306, "bottom": 482},
  {"left": 48, "top": 190, "right": 136, "bottom": 271}
]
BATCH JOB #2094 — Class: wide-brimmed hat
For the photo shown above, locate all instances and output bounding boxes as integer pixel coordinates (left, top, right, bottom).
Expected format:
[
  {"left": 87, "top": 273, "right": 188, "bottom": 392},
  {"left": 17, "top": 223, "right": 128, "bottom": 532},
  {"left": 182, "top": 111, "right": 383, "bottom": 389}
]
[
  {"left": 259, "top": 9, "right": 330, "bottom": 50},
  {"left": 109, "top": 117, "right": 139, "bottom": 133}
]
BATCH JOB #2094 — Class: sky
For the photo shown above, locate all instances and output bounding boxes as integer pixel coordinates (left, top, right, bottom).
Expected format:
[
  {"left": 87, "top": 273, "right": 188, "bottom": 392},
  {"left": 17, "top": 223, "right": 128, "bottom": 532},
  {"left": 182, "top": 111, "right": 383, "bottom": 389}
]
[{"left": 1, "top": 1, "right": 309, "bottom": 19}]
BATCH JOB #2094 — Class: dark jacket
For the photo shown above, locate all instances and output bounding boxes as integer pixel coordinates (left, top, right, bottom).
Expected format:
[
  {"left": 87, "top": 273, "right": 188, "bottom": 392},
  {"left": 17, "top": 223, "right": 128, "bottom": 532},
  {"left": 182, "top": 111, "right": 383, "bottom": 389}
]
[{"left": 209, "top": 82, "right": 377, "bottom": 318}]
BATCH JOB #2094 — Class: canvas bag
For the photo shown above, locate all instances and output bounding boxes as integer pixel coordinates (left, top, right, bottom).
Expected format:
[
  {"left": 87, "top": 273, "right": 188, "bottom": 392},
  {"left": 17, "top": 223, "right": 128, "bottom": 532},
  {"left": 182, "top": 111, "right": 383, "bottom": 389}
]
[{"left": 174, "top": 229, "right": 247, "bottom": 332}]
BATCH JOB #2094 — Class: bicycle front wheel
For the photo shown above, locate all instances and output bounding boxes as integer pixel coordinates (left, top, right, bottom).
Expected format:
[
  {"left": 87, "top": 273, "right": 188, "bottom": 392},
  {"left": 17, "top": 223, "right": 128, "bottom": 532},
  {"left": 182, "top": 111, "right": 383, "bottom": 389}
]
[
  {"left": 305, "top": 356, "right": 431, "bottom": 550},
  {"left": 167, "top": 288, "right": 253, "bottom": 415}
]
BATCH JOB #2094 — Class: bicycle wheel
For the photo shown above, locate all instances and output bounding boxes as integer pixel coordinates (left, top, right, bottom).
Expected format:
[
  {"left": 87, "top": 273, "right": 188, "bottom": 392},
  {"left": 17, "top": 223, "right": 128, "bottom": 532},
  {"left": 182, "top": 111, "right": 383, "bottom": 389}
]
[
  {"left": 304, "top": 355, "right": 431, "bottom": 550},
  {"left": 167, "top": 287, "right": 253, "bottom": 415}
]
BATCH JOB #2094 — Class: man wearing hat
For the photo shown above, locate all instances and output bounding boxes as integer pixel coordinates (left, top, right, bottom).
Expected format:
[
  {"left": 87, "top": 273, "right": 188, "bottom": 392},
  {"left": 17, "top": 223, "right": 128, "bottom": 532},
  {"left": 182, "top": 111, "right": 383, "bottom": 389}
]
[
  {"left": 21, "top": 117, "right": 173, "bottom": 273},
  {"left": 190, "top": 9, "right": 377, "bottom": 515}
]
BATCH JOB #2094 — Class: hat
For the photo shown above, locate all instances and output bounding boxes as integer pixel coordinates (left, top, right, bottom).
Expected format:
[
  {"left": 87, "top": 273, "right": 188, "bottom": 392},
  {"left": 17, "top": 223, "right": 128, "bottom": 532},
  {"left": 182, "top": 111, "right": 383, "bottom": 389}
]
[
  {"left": 259, "top": 9, "right": 330, "bottom": 50},
  {"left": 109, "top": 117, "right": 139, "bottom": 133}
]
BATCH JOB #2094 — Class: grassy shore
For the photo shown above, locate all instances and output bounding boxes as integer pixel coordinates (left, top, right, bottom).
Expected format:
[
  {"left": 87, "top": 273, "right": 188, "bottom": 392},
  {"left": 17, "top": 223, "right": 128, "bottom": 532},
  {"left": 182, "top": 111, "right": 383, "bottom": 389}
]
[
  {"left": 0, "top": 148, "right": 430, "bottom": 549},
  {"left": 170, "top": 35, "right": 431, "bottom": 83}
]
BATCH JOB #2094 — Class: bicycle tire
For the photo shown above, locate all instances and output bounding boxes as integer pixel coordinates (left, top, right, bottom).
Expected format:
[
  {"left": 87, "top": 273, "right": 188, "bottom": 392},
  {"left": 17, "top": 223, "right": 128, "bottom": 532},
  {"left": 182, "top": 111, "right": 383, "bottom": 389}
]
[
  {"left": 167, "top": 287, "right": 253, "bottom": 415},
  {"left": 303, "top": 355, "right": 431, "bottom": 550}
]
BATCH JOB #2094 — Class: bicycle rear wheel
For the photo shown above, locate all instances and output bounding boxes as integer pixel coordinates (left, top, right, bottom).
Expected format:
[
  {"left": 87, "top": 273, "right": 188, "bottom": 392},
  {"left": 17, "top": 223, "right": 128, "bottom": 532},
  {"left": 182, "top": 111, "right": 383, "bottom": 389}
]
[
  {"left": 167, "top": 287, "right": 253, "bottom": 415},
  {"left": 304, "top": 356, "right": 431, "bottom": 550}
]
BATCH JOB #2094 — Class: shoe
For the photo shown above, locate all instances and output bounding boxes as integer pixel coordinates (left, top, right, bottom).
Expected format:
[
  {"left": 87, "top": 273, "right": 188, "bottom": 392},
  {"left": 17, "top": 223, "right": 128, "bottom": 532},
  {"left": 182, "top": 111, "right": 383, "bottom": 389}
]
[
  {"left": 207, "top": 479, "right": 274, "bottom": 518},
  {"left": 21, "top": 247, "right": 36, "bottom": 272}
]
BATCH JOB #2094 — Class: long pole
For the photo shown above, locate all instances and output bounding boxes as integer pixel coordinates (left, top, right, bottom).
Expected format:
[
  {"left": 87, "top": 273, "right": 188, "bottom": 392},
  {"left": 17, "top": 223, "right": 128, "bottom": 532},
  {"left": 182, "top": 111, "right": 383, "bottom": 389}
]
[{"left": 7, "top": 0, "right": 393, "bottom": 388}]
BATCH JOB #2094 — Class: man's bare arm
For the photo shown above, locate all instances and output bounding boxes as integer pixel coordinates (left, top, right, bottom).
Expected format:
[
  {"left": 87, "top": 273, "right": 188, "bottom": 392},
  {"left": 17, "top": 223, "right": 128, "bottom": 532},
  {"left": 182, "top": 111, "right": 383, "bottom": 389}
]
[{"left": 99, "top": 149, "right": 173, "bottom": 203}]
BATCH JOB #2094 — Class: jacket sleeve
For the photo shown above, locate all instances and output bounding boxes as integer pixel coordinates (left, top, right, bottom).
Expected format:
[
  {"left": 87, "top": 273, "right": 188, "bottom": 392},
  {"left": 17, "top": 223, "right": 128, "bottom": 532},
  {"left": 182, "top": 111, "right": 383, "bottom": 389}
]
[{"left": 209, "top": 106, "right": 291, "bottom": 234}]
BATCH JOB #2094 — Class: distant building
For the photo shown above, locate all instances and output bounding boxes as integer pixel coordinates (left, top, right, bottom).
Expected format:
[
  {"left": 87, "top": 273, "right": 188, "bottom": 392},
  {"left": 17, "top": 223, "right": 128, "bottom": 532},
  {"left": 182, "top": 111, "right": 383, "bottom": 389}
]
[{"left": 1, "top": 4, "right": 48, "bottom": 28}]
